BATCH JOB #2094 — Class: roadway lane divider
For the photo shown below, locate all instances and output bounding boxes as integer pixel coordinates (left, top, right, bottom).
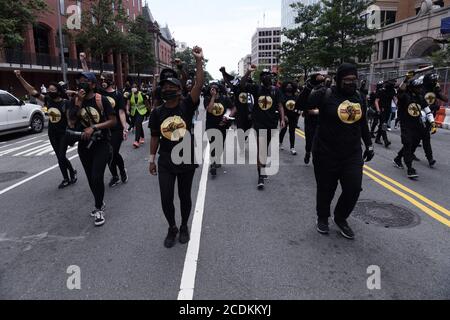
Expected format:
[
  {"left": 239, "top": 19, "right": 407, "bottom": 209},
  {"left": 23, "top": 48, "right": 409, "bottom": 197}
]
[{"left": 294, "top": 129, "right": 450, "bottom": 228}]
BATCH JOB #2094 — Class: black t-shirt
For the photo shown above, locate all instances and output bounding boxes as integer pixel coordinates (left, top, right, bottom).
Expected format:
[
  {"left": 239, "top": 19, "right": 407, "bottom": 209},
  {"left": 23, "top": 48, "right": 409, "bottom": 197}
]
[
  {"left": 45, "top": 97, "right": 69, "bottom": 135},
  {"left": 423, "top": 86, "right": 445, "bottom": 116},
  {"left": 204, "top": 95, "right": 233, "bottom": 129},
  {"left": 246, "top": 84, "right": 281, "bottom": 129},
  {"left": 376, "top": 87, "right": 396, "bottom": 112},
  {"left": 149, "top": 95, "right": 198, "bottom": 166},
  {"left": 308, "top": 87, "right": 371, "bottom": 160},
  {"left": 102, "top": 90, "right": 125, "bottom": 131},
  {"left": 232, "top": 85, "right": 253, "bottom": 120},
  {"left": 397, "top": 91, "right": 425, "bottom": 130},
  {"left": 68, "top": 94, "right": 115, "bottom": 145},
  {"left": 281, "top": 92, "right": 300, "bottom": 118}
]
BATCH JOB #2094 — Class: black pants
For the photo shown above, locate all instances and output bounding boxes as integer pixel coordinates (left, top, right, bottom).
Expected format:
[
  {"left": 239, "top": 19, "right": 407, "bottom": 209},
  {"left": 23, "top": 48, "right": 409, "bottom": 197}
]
[
  {"left": 78, "top": 141, "right": 111, "bottom": 209},
  {"left": 255, "top": 127, "right": 274, "bottom": 176},
  {"left": 418, "top": 126, "right": 433, "bottom": 160},
  {"left": 49, "top": 133, "right": 74, "bottom": 180},
  {"left": 108, "top": 129, "right": 125, "bottom": 177},
  {"left": 280, "top": 115, "right": 298, "bottom": 149},
  {"left": 158, "top": 159, "right": 196, "bottom": 228},
  {"left": 370, "top": 113, "right": 379, "bottom": 134},
  {"left": 304, "top": 116, "right": 318, "bottom": 154},
  {"left": 375, "top": 111, "right": 389, "bottom": 143},
  {"left": 397, "top": 128, "right": 421, "bottom": 169},
  {"left": 313, "top": 155, "right": 363, "bottom": 221},
  {"left": 207, "top": 127, "right": 226, "bottom": 164},
  {"left": 236, "top": 114, "right": 251, "bottom": 152},
  {"left": 134, "top": 113, "right": 145, "bottom": 142}
]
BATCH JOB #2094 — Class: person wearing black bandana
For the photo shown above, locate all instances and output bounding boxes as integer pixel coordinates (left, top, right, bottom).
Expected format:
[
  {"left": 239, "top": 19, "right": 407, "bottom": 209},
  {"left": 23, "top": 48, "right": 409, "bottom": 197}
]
[
  {"left": 149, "top": 46, "right": 204, "bottom": 249},
  {"left": 297, "top": 73, "right": 326, "bottom": 164},
  {"left": 99, "top": 72, "right": 129, "bottom": 187},
  {"left": 240, "top": 65, "right": 286, "bottom": 190},
  {"left": 68, "top": 72, "right": 116, "bottom": 227},
  {"left": 307, "top": 63, "right": 374, "bottom": 239},
  {"left": 14, "top": 70, "right": 77, "bottom": 189},
  {"left": 204, "top": 82, "right": 236, "bottom": 177},
  {"left": 279, "top": 81, "right": 301, "bottom": 155}
]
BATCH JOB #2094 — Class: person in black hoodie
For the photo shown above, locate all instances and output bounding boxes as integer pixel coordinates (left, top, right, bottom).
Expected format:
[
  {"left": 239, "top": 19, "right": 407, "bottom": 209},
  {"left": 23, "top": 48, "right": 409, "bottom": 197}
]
[
  {"left": 296, "top": 73, "right": 325, "bottom": 164},
  {"left": 279, "top": 81, "right": 301, "bottom": 155},
  {"left": 240, "top": 65, "right": 286, "bottom": 190},
  {"left": 14, "top": 70, "right": 77, "bottom": 189},
  {"left": 307, "top": 63, "right": 374, "bottom": 240}
]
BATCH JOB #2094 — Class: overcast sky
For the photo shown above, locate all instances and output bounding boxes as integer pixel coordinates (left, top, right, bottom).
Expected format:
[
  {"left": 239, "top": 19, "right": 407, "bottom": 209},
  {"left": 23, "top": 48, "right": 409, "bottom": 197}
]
[{"left": 145, "top": 0, "right": 281, "bottom": 79}]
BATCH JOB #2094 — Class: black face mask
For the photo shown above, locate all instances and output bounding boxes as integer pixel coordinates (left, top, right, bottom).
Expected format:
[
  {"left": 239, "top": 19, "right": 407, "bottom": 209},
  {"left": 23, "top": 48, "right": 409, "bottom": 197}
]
[
  {"left": 262, "top": 77, "right": 272, "bottom": 87},
  {"left": 48, "top": 92, "right": 60, "bottom": 100},
  {"left": 341, "top": 83, "right": 357, "bottom": 96},
  {"left": 161, "top": 90, "right": 180, "bottom": 101},
  {"left": 78, "top": 83, "right": 91, "bottom": 94}
]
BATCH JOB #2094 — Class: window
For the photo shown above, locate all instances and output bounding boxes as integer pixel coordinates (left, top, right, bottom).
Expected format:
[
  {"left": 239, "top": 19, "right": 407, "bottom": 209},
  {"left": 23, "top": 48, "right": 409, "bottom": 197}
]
[
  {"left": 388, "top": 38, "right": 395, "bottom": 59},
  {"left": 380, "top": 10, "right": 396, "bottom": 26},
  {"left": 0, "top": 93, "right": 19, "bottom": 106},
  {"left": 382, "top": 39, "right": 395, "bottom": 60},
  {"left": 382, "top": 40, "right": 388, "bottom": 60},
  {"left": 397, "top": 37, "right": 402, "bottom": 58}
]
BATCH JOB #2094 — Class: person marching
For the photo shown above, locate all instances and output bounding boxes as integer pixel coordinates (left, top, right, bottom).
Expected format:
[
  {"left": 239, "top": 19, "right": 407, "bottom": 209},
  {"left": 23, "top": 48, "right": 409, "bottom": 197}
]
[
  {"left": 14, "top": 70, "right": 77, "bottom": 189},
  {"left": 204, "top": 82, "right": 236, "bottom": 177},
  {"left": 279, "top": 81, "right": 301, "bottom": 155},
  {"left": 393, "top": 76, "right": 437, "bottom": 178},
  {"left": 374, "top": 81, "right": 394, "bottom": 148},
  {"left": 307, "top": 63, "right": 374, "bottom": 239},
  {"left": 148, "top": 46, "right": 204, "bottom": 249},
  {"left": 127, "top": 83, "right": 150, "bottom": 149},
  {"left": 297, "top": 73, "right": 326, "bottom": 164},
  {"left": 99, "top": 72, "right": 129, "bottom": 187},
  {"left": 240, "top": 66, "right": 286, "bottom": 190}
]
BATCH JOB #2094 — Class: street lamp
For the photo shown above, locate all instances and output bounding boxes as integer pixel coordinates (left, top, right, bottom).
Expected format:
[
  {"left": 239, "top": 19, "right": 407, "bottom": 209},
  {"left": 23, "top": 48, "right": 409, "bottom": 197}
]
[{"left": 57, "top": 0, "right": 68, "bottom": 83}]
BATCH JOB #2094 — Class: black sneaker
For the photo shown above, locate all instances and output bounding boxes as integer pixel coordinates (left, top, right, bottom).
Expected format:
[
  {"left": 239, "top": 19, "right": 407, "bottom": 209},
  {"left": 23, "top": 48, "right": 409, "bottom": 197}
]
[
  {"left": 58, "top": 180, "right": 70, "bottom": 189},
  {"left": 210, "top": 164, "right": 217, "bottom": 177},
  {"left": 428, "top": 159, "right": 436, "bottom": 168},
  {"left": 393, "top": 157, "right": 404, "bottom": 169},
  {"left": 257, "top": 176, "right": 265, "bottom": 190},
  {"left": 120, "top": 169, "right": 128, "bottom": 183},
  {"left": 375, "top": 139, "right": 382, "bottom": 145},
  {"left": 407, "top": 168, "right": 418, "bottom": 179},
  {"left": 304, "top": 152, "right": 311, "bottom": 164},
  {"left": 69, "top": 170, "right": 77, "bottom": 185},
  {"left": 93, "top": 210, "right": 105, "bottom": 227},
  {"left": 317, "top": 218, "right": 329, "bottom": 234},
  {"left": 334, "top": 219, "right": 355, "bottom": 240},
  {"left": 179, "top": 225, "right": 190, "bottom": 244},
  {"left": 412, "top": 154, "right": 420, "bottom": 161},
  {"left": 164, "top": 226, "right": 179, "bottom": 248},
  {"left": 384, "top": 140, "right": 391, "bottom": 148},
  {"left": 91, "top": 202, "right": 106, "bottom": 217},
  {"left": 109, "top": 176, "right": 120, "bottom": 188}
]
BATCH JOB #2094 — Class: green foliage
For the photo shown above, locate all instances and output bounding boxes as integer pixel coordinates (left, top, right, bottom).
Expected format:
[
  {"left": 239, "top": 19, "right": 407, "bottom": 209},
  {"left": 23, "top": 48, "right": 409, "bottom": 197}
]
[
  {"left": 430, "top": 48, "right": 450, "bottom": 68},
  {"left": 174, "top": 47, "right": 212, "bottom": 84},
  {"left": 127, "top": 15, "right": 155, "bottom": 75},
  {"left": 0, "top": 0, "right": 47, "bottom": 49}
]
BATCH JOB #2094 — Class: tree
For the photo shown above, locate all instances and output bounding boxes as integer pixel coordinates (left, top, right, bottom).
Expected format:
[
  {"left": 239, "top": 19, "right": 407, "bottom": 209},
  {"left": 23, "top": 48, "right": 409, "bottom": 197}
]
[
  {"left": 430, "top": 47, "right": 450, "bottom": 68},
  {"left": 174, "top": 47, "right": 212, "bottom": 84},
  {"left": 127, "top": 15, "right": 155, "bottom": 78},
  {"left": 75, "top": 0, "right": 128, "bottom": 72},
  {"left": 252, "top": 65, "right": 267, "bottom": 83},
  {"left": 315, "top": 0, "right": 376, "bottom": 68},
  {"left": 0, "top": 0, "right": 47, "bottom": 49},
  {"left": 280, "top": 2, "right": 322, "bottom": 81}
]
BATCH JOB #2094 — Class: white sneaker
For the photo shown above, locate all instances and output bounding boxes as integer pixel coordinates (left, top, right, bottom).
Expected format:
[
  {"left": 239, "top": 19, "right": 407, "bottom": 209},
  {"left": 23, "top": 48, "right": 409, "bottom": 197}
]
[
  {"left": 94, "top": 210, "right": 105, "bottom": 227},
  {"left": 91, "top": 202, "right": 106, "bottom": 217},
  {"left": 290, "top": 148, "right": 297, "bottom": 155}
]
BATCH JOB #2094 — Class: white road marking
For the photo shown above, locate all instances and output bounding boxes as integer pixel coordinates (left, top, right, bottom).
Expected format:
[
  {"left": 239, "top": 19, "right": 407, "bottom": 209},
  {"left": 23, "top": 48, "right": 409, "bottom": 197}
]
[
  {"left": 13, "top": 142, "right": 51, "bottom": 157},
  {"left": 0, "top": 134, "right": 47, "bottom": 150},
  {"left": 178, "top": 144, "right": 210, "bottom": 301},
  {"left": 27, "top": 145, "right": 54, "bottom": 157},
  {"left": 0, "top": 140, "right": 44, "bottom": 156},
  {"left": 0, "top": 154, "right": 79, "bottom": 196}
]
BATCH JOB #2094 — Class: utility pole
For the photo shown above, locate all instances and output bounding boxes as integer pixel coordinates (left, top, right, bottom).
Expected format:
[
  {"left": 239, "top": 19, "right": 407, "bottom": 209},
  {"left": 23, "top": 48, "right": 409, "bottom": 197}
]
[{"left": 57, "top": 0, "right": 68, "bottom": 83}]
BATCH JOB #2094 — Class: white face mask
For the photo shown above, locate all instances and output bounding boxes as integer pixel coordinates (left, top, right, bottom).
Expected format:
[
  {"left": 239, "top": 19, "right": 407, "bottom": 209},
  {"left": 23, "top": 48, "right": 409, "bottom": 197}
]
[{"left": 132, "top": 88, "right": 138, "bottom": 93}]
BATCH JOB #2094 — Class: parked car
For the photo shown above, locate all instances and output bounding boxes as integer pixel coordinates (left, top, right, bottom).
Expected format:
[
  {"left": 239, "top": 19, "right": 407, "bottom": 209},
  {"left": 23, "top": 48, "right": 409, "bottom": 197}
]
[{"left": 0, "top": 90, "right": 46, "bottom": 136}]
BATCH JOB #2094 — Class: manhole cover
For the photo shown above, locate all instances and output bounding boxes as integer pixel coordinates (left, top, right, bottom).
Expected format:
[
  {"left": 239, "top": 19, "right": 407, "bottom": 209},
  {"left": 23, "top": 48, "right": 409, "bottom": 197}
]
[
  {"left": 353, "top": 200, "right": 420, "bottom": 228},
  {"left": 0, "top": 171, "right": 28, "bottom": 183}
]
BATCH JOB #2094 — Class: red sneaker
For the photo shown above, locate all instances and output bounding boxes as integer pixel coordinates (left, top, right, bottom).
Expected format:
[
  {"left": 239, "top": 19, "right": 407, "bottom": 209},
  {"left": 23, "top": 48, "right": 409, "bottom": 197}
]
[
  {"left": 139, "top": 138, "right": 145, "bottom": 145},
  {"left": 133, "top": 141, "right": 140, "bottom": 149}
]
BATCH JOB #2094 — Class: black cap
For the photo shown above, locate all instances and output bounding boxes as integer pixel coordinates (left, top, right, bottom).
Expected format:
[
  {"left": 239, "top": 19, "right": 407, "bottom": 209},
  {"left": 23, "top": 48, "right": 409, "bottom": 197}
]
[
  {"left": 159, "top": 77, "right": 182, "bottom": 88},
  {"left": 76, "top": 72, "right": 97, "bottom": 83}
]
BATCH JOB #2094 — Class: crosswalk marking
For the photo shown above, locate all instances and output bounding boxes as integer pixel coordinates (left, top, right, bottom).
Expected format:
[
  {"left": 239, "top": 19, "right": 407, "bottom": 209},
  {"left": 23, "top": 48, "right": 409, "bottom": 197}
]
[
  {"left": 0, "top": 139, "right": 78, "bottom": 158},
  {"left": 0, "top": 140, "right": 45, "bottom": 156},
  {"left": 13, "top": 142, "right": 51, "bottom": 157}
]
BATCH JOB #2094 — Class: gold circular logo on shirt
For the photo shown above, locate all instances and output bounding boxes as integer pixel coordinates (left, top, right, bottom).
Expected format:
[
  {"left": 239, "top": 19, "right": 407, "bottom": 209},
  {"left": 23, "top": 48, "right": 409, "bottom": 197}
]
[
  {"left": 425, "top": 92, "right": 436, "bottom": 105},
  {"left": 239, "top": 93, "right": 248, "bottom": 104},
  {"left": 47, "top": 107, "right": 62, "bottom": 123},
  {"left": 80, "top": 107, "right": 101, "bottom": 127},
  {"left": 258, "top": 96, "right": 273, "bottom": 111},
  {"left": 107, "top": 96, "right": 116, "bottom": 108},
  {"left": 160, "top": 116, "right": 187, "bottom": 141},
  {"left": 210, "top": 103, "right": 225, "bottom": 116},
  {"left": 285, "top": 100, "right": 296, "bottom": 111},
  {"left": 337, "top": 100, "right": 362, "bottom": 124},
  {"left": 408, "top": 103, "right": 421, "bottom": 117}
]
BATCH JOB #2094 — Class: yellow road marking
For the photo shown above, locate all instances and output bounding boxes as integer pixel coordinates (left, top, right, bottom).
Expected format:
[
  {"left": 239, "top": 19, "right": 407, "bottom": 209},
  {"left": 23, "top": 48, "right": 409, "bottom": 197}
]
[
  {"left": 294, "top": 130, "right": 450, "bottom": 227},
  {"left": 364, "top": 165, "right": 450, "bottom": 218}
]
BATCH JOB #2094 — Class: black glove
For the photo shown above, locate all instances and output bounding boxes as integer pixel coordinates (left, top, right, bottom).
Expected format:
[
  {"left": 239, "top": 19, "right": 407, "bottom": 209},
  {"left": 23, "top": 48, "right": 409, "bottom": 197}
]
[{"left": 363, "top": 146, "right": 375, "bottom": 162}]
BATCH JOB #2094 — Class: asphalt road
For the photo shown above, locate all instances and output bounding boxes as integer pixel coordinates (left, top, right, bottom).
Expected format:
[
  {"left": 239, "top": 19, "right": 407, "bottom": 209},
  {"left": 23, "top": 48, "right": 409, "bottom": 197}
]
[{"left": 0, "top": 106, "right": 449, "bottom": 300}]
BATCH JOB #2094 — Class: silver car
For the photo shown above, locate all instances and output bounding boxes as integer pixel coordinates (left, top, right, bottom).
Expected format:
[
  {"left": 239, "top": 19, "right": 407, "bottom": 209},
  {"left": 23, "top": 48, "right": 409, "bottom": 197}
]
[{"left": 0, "top": 90, "right": 46, "bottom": 136}]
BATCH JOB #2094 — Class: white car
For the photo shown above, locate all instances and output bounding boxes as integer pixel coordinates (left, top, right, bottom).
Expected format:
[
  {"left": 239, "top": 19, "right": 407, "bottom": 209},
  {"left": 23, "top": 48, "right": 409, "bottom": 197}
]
[{"left": 0, "top": 90, "right": 46, "bottom": 136}]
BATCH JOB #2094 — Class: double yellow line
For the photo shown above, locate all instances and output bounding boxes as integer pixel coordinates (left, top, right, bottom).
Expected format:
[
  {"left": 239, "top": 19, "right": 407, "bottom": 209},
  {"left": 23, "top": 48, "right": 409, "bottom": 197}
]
[{"left": 295, "top": 128, "right": 450, "bottom": 227}]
